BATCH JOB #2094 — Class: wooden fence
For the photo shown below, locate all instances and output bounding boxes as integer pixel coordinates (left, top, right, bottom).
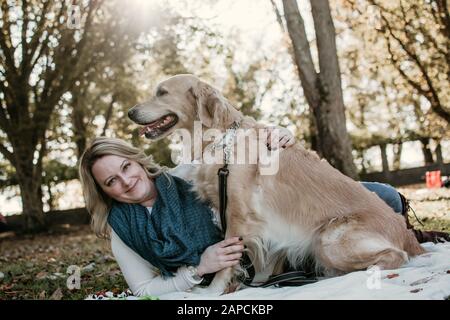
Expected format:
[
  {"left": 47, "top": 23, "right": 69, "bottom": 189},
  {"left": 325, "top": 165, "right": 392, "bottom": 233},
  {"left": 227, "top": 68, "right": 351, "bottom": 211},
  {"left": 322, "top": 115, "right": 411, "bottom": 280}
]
[{"left": 360, "top": 163, "right": 450, "bottom": 187}]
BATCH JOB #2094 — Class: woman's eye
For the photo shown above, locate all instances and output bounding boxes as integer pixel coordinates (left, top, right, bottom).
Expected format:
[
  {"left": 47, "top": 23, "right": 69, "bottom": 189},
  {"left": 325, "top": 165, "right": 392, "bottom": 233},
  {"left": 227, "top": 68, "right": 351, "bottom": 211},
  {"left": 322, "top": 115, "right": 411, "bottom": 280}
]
[
  {"left": 123, "top": 163, "right": 130, "bottom": 171},
  {"left": 107, "top": 178, "right": 116, "bottom": 186}
]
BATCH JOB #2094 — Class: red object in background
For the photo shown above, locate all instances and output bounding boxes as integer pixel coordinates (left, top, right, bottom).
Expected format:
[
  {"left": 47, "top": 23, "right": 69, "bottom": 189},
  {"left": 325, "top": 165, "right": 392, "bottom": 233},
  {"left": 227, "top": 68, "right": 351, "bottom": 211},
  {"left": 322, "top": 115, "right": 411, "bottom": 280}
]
[
  {"left": 0, "top": 213, "right": 6, "bottom": 224},
  {"left": 426, "top": 170, "right": 442, "bottom": 188}
]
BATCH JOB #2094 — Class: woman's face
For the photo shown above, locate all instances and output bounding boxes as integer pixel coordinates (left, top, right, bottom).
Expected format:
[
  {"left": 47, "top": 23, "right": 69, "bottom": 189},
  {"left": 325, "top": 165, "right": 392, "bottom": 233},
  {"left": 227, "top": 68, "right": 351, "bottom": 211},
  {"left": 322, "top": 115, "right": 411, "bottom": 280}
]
[{"left": 91, "top": 155, "right": 156, "bottom": 205}]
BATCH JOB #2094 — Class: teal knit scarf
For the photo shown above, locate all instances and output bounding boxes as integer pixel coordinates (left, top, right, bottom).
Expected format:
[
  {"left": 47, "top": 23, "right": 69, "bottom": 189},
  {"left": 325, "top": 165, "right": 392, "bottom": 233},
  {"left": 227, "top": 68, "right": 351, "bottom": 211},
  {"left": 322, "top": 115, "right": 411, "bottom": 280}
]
[{"left": 107, "top": 173, "right": 223, "bottom": 277}]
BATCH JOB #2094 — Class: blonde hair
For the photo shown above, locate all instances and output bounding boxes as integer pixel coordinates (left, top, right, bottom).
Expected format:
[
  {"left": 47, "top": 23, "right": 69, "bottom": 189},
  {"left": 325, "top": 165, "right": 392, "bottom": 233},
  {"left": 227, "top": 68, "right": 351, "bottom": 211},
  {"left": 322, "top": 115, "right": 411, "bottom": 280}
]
[{"left": 79, "top": 137, "right": 166, "bottom": 239}]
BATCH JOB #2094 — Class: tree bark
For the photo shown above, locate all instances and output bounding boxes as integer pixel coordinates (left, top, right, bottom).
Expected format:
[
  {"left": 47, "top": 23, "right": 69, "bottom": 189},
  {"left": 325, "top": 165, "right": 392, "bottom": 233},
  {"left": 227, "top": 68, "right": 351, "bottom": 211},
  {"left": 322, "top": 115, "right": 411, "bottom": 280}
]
[
  {"left": 282, "top": 0, "right": 358, "bottom": 179},
  {"left": 72, "top": 103, "right": 88, "bottom": 159},
  {"left": 380, "top": 144, "right": 390, "bottom": 173},
  {"left": 419, "top": 137, "right": 434, "bottom": 165},
  {"left": 308, "top": 112, "right": 321, "bottom": 155},
  {"left": 14, "top": 151, "right": 47, "bottom": 232},
  {"left": 101, "top": 94, "right": 117, "bottom": 136},
  {"left": 46, "top": 182, "right": 55, "bottom": 211},
  {"left": 358, "top": 149, "right": 367, "bottom": 174},
  {"left": 435, "top": 141, "right": 443, "bottom": 164},
  {"left": 392, "top": 142, "right": 403, "bottom": 170}
]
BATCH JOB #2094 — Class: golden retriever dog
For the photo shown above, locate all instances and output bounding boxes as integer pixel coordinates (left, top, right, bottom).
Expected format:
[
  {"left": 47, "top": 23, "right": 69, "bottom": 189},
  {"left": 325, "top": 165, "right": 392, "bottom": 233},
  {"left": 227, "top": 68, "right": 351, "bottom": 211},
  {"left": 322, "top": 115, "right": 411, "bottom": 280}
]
[{"left": 128, "top": 74, "right": 425, "bottom": 293}]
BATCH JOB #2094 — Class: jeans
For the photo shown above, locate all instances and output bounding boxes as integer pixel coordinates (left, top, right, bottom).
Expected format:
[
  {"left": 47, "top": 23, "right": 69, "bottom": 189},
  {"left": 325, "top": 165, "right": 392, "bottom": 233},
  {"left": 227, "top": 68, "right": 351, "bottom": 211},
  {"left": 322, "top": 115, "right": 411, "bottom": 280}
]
[{"left": 360, "top": 182, "right": 403, "bottom": 214}]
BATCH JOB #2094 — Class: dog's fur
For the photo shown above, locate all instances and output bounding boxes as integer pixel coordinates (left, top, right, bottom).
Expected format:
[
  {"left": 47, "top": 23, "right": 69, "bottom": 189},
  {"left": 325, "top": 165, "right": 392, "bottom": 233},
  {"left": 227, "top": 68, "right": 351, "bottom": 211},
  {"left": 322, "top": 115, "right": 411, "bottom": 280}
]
[{"left": 128, "top": 74, "right": 425, "bottom": 293}]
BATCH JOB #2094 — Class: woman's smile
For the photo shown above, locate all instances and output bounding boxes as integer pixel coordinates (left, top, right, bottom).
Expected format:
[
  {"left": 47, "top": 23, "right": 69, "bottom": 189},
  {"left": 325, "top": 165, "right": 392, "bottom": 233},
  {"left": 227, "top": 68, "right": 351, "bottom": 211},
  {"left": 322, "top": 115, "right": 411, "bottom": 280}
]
[{"left": 126, "top": 179, "right": 139, "bottom": 193}]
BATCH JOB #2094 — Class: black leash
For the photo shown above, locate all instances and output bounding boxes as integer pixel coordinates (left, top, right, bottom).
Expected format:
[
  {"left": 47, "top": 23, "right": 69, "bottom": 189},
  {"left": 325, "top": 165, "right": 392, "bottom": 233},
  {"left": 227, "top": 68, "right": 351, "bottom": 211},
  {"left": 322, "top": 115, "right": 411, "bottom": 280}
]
[
  {"left": 236, "top": 252, "right": 319, "bottom": 288},
  {"left": 216, "top": 125, "right": 320, "bottom": 288},
  {"left": 218, "top": 164, "right": 229, "bottom": 233},
  {"left": 399, "top": 192, "right": 424, "bottom": 227},
  {"left": 245, "top": 271, "right": 321, "bottom": 288}
]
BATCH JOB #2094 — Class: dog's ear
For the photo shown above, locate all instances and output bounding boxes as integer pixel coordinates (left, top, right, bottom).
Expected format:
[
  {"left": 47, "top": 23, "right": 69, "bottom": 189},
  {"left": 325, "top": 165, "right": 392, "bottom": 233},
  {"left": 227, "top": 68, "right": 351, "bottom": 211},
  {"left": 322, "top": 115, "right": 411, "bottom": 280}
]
[{"left": 188, "top": 81, "right": 237, "bottom": 129}]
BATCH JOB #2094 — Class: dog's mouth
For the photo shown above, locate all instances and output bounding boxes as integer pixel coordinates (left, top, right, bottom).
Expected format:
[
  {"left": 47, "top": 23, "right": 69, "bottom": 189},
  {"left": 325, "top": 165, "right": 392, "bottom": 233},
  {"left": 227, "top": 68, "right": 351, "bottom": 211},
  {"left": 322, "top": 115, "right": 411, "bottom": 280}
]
[{"left": 138, "top": 113, "right": 179, "bottom": 139}]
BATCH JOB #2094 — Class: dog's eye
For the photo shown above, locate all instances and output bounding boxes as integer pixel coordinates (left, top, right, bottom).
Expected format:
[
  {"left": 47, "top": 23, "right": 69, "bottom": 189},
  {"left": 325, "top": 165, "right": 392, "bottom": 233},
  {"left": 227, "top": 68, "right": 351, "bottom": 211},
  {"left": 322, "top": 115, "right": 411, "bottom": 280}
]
[{"left": 156, "top": 88, "right": 168, "bottom": 97}]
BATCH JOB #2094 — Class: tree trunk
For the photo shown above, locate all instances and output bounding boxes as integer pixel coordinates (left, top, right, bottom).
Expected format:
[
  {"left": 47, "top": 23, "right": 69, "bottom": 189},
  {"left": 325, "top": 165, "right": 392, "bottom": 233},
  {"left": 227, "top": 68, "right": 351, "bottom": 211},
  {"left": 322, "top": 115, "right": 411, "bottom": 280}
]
[
  {"left": 392, "top": 142, "right": 402, "bottom": 170},
  {"left": 435, "top": 141, "right": 443, "bottom": 164},
  {"left": 308, "top": 112, "right": 322, "bottom": 156},
  {"left": 419, "top": 137, "right": 434, "bottom": 165},
  {"left": 358, "top": 149, "right": 367, "bottom": 175},
  {"left": 101, "top": 94, "right": 116, "bottom": 136},
  {"left": 380, "top": 144, "right": 390, "bottom": 173},
  {"left": 72, "top": 105, "right": 87, "bottom": 159},
  {"left": 282, "top": 0, "right": 358, "bottom": 179},
  {"left": 46, "top": 182, "right": 55, "bottom": 211},
  {"left": 15, "top": 159, "right": 47, "bottom": 232}
]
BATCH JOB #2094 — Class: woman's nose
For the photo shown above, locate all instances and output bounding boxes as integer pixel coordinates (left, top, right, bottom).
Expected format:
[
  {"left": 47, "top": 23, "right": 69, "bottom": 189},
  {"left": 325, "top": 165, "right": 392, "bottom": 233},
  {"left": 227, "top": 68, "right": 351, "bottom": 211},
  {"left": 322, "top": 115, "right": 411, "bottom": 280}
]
[{"left": 120, "top": 175, "right": 132, "bottom": 188}]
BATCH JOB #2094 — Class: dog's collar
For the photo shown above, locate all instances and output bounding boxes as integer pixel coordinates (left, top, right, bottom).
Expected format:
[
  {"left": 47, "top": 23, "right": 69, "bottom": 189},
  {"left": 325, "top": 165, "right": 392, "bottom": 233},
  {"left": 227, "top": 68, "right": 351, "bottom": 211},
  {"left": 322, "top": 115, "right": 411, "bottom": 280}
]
[{"left": 212, "top": 120, "right": 241, "bottom": 165}]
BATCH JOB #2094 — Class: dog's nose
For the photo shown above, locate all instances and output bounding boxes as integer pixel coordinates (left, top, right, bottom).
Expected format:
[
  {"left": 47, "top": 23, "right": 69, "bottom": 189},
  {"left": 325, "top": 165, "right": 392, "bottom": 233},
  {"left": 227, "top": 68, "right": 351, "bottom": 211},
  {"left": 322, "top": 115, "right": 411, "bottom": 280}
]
[{"left": 128, "top": 107, "right": 137, "bottom": 120}]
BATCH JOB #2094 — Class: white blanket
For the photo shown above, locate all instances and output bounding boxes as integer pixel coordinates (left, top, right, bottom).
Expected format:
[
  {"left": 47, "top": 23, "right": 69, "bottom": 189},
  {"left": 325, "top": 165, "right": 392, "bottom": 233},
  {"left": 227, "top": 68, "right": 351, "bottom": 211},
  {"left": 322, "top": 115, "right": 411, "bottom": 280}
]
[{"left": 158, "top": 242, "right": 450, "bottom": 300}]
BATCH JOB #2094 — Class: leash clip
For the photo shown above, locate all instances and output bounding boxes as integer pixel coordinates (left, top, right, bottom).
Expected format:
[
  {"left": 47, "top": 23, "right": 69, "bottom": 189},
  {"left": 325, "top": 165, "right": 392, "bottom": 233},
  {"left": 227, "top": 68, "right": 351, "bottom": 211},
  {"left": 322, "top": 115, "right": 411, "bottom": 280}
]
[{"left": 218, "top": 167, "right": 229, "bottom": 177}]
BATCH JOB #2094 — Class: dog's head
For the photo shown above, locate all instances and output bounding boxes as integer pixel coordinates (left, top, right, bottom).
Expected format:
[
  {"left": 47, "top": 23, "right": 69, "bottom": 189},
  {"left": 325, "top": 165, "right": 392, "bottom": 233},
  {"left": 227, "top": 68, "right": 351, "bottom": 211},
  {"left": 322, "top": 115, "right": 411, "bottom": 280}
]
[{"left": 128, "top": 74, "right": 242, "bottom": 140}]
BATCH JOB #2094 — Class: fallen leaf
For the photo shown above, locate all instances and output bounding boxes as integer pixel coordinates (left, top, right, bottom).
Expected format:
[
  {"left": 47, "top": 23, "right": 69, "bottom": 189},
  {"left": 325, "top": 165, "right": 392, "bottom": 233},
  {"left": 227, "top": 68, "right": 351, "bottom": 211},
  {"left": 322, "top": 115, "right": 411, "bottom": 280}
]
[
  {"left": 111, "top": 288, "right": 121, "bottom": 294},
  {"left": 107, "top": 270, "right": 121, "bottom": 277},
  {"left": 410, "top": 288, "right": 423, "bottom": 293},
  {"left": 95, "top": 289, "right": 107, "bottom": 296},
  {"left": 36, "top": 271, "right": 48, "bottom": 280},
  {"left": 0, "top": 283, "right": 14, "bottom": 291},
  {"left": 82, "top": 262, "right": 96, "bottom": 272},
  {"left": 49, "top": 287, "right": 64, "bottom": 300},
  {"left": 387, "top": 273, "right": 399, "bottom": 279},
  {"left": 5, "top": 291, "right": 20, "bottom": 295},
  {"left": 38, "top": 290, "right": 46, "bottom": 299},
  {"left": 98, "top": 255, "right": 115, "bottom": 263}
]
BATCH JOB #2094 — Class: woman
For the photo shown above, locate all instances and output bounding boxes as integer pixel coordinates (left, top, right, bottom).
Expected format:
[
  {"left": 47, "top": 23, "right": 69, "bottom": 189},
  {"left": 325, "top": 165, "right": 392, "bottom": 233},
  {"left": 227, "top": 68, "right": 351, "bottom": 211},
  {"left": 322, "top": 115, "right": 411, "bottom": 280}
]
[
  {"left": 79, "top": 127, "right": 297, "bottom": 296},
  {"left": 79, "top": 130, "right": 447, "bottom": 297}
]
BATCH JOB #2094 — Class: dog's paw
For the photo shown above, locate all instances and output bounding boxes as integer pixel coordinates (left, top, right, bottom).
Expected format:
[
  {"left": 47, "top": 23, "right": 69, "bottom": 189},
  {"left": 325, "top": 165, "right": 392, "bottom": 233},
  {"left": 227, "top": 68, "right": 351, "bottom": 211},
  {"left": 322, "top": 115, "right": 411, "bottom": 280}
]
[{"left": 223, "top": 281, "right": 242, "bottom": 294}]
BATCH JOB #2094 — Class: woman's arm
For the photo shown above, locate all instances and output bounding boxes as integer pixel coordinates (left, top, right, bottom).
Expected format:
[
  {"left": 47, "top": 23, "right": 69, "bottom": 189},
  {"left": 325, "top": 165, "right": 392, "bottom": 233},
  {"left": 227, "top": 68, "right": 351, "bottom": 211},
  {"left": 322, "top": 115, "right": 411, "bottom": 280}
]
[
  {"left": 110, "top": 229, "right": 202, "bottom": 297},
  {"left": 111, "top": 230, "right": 245, "bottom": 296}
]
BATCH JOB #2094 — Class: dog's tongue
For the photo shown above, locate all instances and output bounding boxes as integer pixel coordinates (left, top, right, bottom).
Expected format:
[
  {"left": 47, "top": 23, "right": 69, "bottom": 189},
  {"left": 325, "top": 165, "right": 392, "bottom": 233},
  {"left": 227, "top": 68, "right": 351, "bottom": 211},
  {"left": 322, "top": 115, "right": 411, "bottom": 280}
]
[
  {"left": 137, "top": 115, "right": 174, "bottom": 136},
  {"left": 138, "top": 119, "right": 161, "bottom": 136}
]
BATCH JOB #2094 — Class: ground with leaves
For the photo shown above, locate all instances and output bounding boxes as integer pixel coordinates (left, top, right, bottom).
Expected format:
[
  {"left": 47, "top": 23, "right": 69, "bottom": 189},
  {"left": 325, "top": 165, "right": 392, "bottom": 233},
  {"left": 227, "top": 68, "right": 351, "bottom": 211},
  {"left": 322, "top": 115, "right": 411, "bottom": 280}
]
[
  {"left": 1, "top": 184, "right": 449, "bottom": 300},
  {"left": 398, "top": 184, "right": 450, "bottom": 230},
  {"left": 0, "top": 225, "right": 127, "bottom": 300}
]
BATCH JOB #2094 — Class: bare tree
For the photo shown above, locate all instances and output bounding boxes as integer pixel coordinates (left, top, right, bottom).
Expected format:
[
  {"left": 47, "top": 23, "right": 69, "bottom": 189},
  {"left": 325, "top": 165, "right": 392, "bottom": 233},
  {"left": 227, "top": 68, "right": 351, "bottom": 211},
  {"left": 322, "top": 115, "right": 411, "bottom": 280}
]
[
  {"left": 368, "top": 0, "right": 450, "bottom": 124},
  {"left": 281, "top": 0, "right": 358, "bottom": 178}
]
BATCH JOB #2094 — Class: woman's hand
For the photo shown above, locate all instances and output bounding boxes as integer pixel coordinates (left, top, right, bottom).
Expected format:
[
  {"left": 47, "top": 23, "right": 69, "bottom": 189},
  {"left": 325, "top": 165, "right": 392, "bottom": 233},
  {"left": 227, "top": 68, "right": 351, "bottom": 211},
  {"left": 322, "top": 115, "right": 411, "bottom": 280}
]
[
  {"left": 265, "top": 126, "right": 295, "bottom": 150},
  {"left": 196, "top": 237, "right": 245, "bottom": 276}
]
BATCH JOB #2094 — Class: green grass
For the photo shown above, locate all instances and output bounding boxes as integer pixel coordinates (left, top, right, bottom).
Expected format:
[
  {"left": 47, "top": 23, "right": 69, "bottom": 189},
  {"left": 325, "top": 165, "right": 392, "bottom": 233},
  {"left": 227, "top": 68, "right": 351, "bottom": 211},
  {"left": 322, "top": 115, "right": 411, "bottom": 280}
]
[{"left": 411, "top": 216, "right": 450, "bottom": 233}]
